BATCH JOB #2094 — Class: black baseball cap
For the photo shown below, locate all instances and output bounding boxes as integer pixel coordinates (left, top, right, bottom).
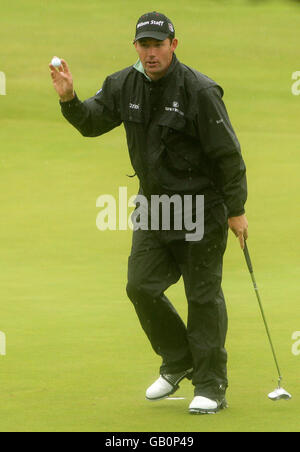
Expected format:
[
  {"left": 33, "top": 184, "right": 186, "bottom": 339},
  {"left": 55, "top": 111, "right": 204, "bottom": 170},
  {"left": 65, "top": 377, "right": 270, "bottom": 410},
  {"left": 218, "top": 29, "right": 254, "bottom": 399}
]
[{"left": 134, "top": 12, "right": 175, "bottom": 43}]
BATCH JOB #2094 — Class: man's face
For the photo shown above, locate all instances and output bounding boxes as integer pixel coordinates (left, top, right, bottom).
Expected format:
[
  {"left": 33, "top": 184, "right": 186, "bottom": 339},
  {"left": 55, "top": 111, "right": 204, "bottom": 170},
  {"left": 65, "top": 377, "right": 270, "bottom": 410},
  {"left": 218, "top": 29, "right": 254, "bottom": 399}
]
[{"left": 134, "top": 37, "right": 178, "bottom": 81}]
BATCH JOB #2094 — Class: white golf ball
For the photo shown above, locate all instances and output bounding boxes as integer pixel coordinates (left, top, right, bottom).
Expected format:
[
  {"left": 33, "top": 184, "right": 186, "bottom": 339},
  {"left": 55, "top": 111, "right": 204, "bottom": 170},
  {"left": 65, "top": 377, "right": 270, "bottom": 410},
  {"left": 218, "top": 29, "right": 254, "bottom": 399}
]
[{"left": 51, "top": 57, "right": 62, "bottom": 68}]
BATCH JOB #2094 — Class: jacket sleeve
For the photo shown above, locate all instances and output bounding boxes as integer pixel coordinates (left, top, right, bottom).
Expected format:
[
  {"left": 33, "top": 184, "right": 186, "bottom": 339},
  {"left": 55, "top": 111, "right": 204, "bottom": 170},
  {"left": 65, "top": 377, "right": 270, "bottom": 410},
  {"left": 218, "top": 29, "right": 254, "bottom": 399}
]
[
  {"left": 60, "top": 76, "right": 122, "bottom": 137},
  {"left": 196, "top": 85, "right": 247, "bottom": 217}
]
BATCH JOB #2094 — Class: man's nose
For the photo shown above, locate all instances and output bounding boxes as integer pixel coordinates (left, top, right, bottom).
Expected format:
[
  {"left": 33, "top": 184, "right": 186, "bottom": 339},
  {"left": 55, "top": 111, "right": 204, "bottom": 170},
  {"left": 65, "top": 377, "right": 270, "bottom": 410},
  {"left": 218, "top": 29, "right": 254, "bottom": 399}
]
[{"left": 147, "top": 46, "right": 157, "bottom": 58}]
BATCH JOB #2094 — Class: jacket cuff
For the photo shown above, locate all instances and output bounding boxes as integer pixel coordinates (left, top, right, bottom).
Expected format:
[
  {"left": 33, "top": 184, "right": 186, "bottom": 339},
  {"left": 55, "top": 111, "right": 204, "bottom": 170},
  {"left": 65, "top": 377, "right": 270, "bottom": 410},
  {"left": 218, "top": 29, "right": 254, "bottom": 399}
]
[
  {"left": 59, "top": 92, "right": 80, "bottom": 109},
  {"left": 228, "top": 208, "right": 245, "bottom": 218}
]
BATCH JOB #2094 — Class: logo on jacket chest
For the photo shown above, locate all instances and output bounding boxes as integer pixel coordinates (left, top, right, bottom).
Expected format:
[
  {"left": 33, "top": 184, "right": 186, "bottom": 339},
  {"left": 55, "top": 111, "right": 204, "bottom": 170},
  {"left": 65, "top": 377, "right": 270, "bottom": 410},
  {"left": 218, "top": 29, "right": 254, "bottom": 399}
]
[
  {"left": 129, "top": 102, "right": 140, "bottom": 110},
  {"left": 128, "top": 101, "right": 184, "bottom": 116},
  {"left": 165, "top": 101, "right": 184, "bottom": 116}
]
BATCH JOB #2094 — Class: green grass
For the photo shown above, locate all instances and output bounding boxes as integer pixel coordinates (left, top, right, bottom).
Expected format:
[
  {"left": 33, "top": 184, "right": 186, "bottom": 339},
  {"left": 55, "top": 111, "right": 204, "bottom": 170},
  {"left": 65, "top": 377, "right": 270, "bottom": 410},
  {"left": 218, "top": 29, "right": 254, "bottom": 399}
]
[{"left": 0, "top": 0, "right": 299, "bottom": 432}]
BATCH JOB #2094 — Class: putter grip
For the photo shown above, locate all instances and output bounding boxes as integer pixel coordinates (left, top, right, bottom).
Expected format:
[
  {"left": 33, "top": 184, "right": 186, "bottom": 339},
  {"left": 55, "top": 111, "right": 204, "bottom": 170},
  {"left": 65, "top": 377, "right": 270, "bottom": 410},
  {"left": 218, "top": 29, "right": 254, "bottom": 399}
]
[{"left": 243, "top": 241, "right": 253, "bottom": 273}]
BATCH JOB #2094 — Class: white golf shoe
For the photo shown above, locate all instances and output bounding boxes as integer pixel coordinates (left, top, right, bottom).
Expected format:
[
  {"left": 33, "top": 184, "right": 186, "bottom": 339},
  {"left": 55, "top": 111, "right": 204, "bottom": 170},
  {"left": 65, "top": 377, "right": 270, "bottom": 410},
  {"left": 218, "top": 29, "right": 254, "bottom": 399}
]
[
  {"left": 146, "top": 368, "right": 193, "bottom": 401},
  {"left": 189, "top": 396, "right": 228, "bottom": 414}
]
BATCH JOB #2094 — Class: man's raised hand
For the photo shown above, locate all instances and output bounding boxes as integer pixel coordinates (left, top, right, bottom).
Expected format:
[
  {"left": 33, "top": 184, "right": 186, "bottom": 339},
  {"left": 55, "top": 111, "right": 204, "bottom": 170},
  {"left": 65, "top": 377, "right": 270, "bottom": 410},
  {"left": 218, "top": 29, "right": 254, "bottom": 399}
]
[{"left": 49, "top": 58, "right": 75, "bottom": 102}]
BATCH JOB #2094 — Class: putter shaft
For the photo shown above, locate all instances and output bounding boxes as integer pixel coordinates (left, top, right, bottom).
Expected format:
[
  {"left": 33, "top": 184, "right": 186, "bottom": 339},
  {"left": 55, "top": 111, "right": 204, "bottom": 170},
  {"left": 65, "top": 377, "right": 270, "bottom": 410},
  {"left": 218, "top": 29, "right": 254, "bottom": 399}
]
[{"left": 243, "top": 242, "right": 282, "bottom": 388}]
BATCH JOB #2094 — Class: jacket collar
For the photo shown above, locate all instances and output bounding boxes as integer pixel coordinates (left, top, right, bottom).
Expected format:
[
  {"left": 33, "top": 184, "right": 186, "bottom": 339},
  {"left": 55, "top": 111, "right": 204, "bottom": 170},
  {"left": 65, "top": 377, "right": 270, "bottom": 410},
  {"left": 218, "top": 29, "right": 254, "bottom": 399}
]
[{"left": 133, "top": 59, "right": 152, "bottom": 81}]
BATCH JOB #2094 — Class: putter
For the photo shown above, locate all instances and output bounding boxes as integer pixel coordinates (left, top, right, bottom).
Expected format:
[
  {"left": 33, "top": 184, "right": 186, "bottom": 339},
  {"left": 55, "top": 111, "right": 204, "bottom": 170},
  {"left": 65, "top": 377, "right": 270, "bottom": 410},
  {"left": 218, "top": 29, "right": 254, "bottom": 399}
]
[{"left": 243, "top": 241, "right": 292, "bottom": 402}]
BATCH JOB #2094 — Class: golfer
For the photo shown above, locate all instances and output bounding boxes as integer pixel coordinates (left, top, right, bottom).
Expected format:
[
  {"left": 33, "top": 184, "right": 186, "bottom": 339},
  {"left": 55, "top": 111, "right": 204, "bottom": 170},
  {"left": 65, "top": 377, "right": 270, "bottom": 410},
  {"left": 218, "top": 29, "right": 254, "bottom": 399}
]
[{"left": 49, "top": 12, "right": 248, "bottom": 414}]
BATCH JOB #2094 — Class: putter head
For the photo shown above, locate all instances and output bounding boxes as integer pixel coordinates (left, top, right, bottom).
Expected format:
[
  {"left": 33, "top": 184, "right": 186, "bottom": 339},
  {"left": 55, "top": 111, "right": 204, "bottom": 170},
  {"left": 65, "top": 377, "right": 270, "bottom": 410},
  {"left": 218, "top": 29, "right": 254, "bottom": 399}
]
[{"left": 268, "top": 387, "right": 292, "bottom": 401}]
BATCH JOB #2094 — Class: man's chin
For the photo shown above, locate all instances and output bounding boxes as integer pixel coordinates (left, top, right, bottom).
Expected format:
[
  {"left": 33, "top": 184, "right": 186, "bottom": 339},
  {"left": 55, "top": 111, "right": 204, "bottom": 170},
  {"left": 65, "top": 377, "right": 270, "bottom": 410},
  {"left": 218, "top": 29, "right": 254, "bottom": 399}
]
[
  {"left": 145, "top": 67, "right": 166, "bottom": 80},
  {"left": 147, "top": 69, "right": 161, "bottom": 75}
]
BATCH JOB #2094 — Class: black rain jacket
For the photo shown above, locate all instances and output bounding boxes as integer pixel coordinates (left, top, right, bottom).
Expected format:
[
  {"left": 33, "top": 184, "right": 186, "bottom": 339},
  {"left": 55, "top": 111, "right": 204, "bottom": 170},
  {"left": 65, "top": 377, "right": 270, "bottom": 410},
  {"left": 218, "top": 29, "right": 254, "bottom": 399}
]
[{"left": 60, "top": 54, "right": 247, "bottom": 217}]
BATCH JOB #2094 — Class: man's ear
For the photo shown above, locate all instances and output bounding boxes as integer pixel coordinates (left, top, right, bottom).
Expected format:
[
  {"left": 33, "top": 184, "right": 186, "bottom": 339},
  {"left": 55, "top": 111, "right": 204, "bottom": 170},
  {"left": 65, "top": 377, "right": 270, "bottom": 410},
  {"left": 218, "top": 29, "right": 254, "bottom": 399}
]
[{"left": 171, "top": 38, "right": 178, "bottom": 52}]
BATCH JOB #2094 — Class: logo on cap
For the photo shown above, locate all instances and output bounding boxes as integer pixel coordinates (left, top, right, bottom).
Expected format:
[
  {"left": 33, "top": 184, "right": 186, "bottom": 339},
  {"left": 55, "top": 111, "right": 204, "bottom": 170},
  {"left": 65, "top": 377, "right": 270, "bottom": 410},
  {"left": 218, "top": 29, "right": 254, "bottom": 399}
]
[
  {"left": 168, "top": 23, "right": 174, "bottom": 33},
  {"left": 137, "top": 20, "right": 165, "bottom": 29}
]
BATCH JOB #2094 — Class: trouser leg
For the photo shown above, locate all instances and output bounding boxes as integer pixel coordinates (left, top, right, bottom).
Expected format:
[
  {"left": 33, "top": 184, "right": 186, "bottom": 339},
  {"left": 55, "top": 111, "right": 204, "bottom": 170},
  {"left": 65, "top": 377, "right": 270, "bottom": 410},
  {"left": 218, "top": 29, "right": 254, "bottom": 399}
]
[
  {"left": 187, "top": 288, "right": 228, "bottom": 398},
  {"left": 126, "top": 228, "right": 193, "bottom": 374},
  {"left": 169, "top": 203, "right": 229, "bottom": 399}
]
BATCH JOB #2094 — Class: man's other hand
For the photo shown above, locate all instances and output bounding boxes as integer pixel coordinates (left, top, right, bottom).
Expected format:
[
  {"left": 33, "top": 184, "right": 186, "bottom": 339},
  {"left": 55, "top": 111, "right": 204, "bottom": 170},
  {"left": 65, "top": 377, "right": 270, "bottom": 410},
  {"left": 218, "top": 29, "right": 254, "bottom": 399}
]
[{"left": 228, "top": 214, "right": 248, "bottom": 249}]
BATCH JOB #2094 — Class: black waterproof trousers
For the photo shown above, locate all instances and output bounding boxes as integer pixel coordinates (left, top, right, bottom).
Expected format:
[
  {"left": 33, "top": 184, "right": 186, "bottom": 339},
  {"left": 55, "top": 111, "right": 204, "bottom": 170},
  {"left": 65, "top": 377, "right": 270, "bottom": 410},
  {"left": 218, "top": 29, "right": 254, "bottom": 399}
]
[{"left": 126, "top": 203, "right": 229, "bottom": 399}]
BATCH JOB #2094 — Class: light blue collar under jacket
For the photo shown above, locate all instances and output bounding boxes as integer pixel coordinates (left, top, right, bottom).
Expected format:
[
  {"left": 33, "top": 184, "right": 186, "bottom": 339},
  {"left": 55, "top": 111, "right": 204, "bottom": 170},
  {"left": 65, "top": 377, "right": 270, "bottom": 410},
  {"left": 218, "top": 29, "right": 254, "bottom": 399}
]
[{"left": 133, "top": 59, "right": 152, "bottom": 82}]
